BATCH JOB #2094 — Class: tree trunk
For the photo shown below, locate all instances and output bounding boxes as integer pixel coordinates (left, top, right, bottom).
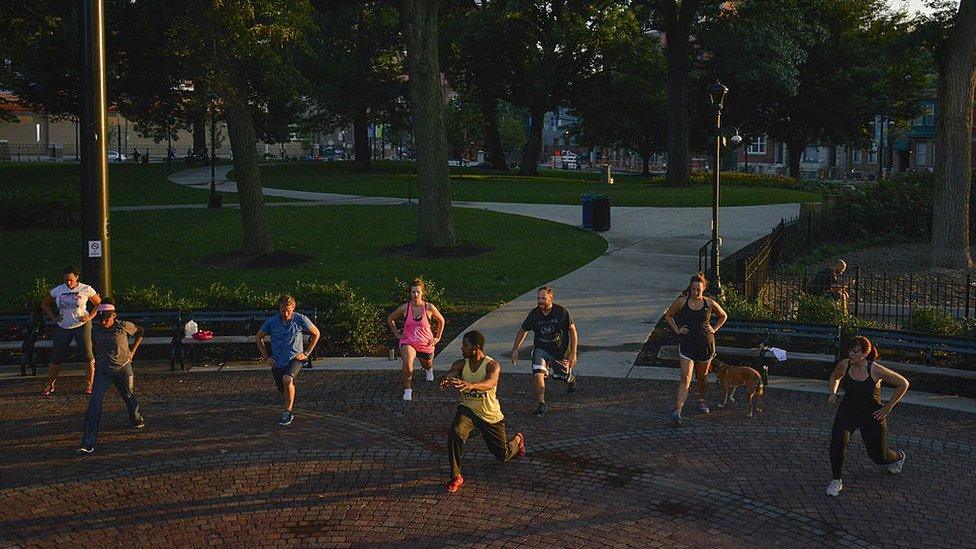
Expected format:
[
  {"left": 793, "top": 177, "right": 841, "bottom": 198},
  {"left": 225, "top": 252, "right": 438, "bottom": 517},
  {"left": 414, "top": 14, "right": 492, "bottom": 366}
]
[
  {"left": 743, "top": 135, "right": 749, "bottom": 172},
  {"left": 402, "top": 0, "right": 457, "bottom": 248},
  {"left": 191, "top": 110, "right": 207, "bottom": 155},
  {"left": 642, "top": 151, "right": 651, "bottom": 176},
  {"left": 786, "top": 141, "right": 804, "bottom": 180},
  {"left": 828, "top": 144, "right": 837, "bottom": 178},
  {"left": 353, "top": 106, "right": 371, "bottom": 169},
  {"left": 519, "top": 106, "right": 545, "bottom": 176},
  {"left": 482, "top": 98, "right": 508, "bottom": 171},
  {"left": 660, "top": 0, "right": 699, "bottom": 187},
  {"left": 224, "top": 100, "right": 273, "bottom": 256},
  {"left": 932, "top": 1, "right": 976, "bottom": 270}
]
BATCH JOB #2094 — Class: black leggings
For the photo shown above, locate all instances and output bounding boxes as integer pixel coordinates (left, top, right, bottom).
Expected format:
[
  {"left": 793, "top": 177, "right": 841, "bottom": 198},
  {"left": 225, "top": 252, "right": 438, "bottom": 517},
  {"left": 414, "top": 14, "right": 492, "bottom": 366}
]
[{"left": 829, "top": 408, "right": 900, "bottom": 479}]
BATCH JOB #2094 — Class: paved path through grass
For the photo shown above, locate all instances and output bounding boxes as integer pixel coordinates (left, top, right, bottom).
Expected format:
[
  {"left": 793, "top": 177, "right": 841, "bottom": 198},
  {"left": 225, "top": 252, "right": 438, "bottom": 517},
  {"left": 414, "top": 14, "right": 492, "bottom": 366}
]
[{"left": 169, "top": 167, "right": 797, "bottom": 377}]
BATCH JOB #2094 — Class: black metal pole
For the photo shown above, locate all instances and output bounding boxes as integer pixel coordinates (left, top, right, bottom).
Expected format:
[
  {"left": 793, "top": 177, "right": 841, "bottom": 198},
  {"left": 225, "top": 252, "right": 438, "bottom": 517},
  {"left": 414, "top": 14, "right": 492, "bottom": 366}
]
[
  {"left": 79, "top": 0, "right": 111, "bottom": 296},
  {"left": 207, "top": 98, "right": 221, "bottom": 209},
  {"left": 711, "top": 103, "right": 723, "bottom": 296}
]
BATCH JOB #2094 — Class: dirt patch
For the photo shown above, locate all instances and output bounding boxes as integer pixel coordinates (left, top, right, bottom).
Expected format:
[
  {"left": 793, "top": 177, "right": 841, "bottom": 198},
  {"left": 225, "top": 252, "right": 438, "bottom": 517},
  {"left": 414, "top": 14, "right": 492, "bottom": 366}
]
[
  {"left": 833, "top": 241, "right": 974, "bottom": 278},
  {"left": 202, "top": 251, "right": 313, "bottom": 269},
  {"left": 381, "top": 242, "right": 494, "bottom": 259}
]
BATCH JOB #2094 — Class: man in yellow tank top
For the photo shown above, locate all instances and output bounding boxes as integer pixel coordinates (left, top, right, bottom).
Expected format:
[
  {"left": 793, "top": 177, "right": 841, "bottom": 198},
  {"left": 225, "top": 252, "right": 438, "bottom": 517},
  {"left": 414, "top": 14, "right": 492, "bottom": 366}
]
[{"left": 439, "top": 330, "right": 526, "bottom": 493}]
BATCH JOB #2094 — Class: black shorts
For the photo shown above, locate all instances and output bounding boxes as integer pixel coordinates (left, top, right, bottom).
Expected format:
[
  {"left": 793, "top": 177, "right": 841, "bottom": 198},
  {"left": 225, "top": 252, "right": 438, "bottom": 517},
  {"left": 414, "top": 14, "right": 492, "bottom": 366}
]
[
  {"left": 271, "top": 360, "right": 303, "bottom": 392},
  {"left": 531, "top": 348, "right": 571, "bottom": 379}
]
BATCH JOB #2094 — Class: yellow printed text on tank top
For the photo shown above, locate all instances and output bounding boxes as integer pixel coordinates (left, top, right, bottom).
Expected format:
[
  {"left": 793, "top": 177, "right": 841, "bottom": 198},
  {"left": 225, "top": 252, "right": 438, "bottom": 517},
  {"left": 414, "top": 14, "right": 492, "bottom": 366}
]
[{"left": 459, "top": 355, "right": 505, "bottom": 424}]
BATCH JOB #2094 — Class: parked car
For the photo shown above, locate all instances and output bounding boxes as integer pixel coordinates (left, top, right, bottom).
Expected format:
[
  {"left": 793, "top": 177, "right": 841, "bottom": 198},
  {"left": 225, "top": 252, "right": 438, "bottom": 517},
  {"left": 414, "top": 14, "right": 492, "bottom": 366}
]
[{"left": 107, "top": 150, "right": 127, "bottom": 162}]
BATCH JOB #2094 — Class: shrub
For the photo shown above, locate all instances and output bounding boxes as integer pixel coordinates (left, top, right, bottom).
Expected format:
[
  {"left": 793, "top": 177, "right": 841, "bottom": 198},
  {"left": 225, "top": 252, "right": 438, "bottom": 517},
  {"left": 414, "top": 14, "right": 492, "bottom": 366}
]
[
  {"left": 195, "top": 282, "right": 276, "bottom": 310},
  {"left": 386, "top": 275, "right": 451, "bottom": 311},
  {"left": 902, "top": 308, "right": 964, "bottom": 337},
  {"left": 679, "top": 172, "right": 799, "bottom": 189},
  {"left": 23, "top": 277, "right": 53, "bottom": 314},
  {"left": 719, "top": 286, "right": 775, "bottom": 321},
  {"left": 794, "top": 294, "right": 848, "bottom": 326},
  {"left": 293, "top": 281, "right": 385, "bottom": 356},
  {"left": 117, "top": 285, "right": 196, "bottom": 311}
]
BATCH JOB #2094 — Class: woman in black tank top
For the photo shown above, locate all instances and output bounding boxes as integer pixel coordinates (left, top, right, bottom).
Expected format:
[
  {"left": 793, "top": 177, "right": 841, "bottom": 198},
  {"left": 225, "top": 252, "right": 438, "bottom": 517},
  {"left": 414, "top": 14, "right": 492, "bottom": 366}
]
[
  {"left": 664, "top": 273, "right": 727, "bottom": 426},
  {"left": 824, "top": 336, "right": 910, "bottom": 497}
]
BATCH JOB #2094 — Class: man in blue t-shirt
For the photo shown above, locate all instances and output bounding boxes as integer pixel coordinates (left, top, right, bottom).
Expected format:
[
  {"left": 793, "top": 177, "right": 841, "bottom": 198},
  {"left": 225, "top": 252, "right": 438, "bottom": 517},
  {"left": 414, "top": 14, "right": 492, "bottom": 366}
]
[{"left": 256, "top": 294, "right": 320, "bottom": 426}]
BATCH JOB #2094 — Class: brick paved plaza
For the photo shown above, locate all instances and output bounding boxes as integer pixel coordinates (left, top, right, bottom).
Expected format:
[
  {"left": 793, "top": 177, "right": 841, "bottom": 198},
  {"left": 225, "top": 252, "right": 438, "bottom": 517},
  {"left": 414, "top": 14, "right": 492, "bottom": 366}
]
[{"left": 1, "top": 369, "right": 974, "bottom": 547}]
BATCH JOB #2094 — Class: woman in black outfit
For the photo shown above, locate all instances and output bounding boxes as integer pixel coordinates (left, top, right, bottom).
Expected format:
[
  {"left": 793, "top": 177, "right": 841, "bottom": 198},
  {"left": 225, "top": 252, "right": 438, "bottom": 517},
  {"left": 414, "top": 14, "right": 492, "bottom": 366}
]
[
  {"left": 826, "top": 335, "right": 909, "bottom": 496},
  {"left": 664, "top": 273, "right": 727, "bottom": 426}
]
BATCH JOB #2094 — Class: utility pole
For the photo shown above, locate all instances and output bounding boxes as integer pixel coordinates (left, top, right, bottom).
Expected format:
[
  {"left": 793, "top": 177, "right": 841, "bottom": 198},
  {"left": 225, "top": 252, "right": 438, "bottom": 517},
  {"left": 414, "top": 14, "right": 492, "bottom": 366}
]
[{"left": 79, "top": 0, "right": 111, "bottom": 295}]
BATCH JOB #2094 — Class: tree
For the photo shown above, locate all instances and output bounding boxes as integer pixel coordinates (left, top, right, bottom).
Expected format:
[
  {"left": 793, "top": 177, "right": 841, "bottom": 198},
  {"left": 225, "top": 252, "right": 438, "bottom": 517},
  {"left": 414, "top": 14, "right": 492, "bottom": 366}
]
[
  {"left": 303, "top": 2, "right": 406, "bottom": 168},
  {"left": 570, "top": 9, "right": 668, "bottom": 175},
  {"left": 654, "top": 0, "right": 701, "bottom": 186},
  {"left": 441, "top": 0, "right": 514, "bottom": 171},
  {"left": 401, "top": 0, "right": 457, "bottom": 248},
  {"left": 923, "top": 0, "right": 976, "bottom": 269}
]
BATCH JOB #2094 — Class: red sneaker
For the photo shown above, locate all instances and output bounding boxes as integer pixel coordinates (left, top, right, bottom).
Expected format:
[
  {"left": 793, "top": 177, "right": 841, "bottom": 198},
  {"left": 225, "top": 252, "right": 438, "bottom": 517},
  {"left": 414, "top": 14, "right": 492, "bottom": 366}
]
[
  {"left": 85, "top": 385, "right": 93, "bottom": 395},
  {"left": 515, "top": 432, "right": 526, "bottom": 458},
  {"left": 445, "top": 475, "right": 464, "bottom": 493},
  {"left": 41, "top": 385, "right": 55, "bottom": 396}
]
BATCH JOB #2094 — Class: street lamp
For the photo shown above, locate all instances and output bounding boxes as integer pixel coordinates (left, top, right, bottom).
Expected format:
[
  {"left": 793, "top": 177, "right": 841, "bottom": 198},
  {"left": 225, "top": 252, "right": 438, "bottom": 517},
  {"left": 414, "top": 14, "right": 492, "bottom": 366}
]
[
  {"left": 207, "top": 92, "right": 222, "bottom": 210},
  {"left": 707, "top": 80, "right": 728, "bottom": 297}
]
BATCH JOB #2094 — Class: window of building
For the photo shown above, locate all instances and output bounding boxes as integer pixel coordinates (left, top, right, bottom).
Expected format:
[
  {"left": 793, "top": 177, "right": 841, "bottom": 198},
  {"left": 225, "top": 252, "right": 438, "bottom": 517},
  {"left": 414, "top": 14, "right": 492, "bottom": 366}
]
[
  {"left": 924, "top": 104, "right": 935, "bottom": 126},
  {"left": 916, "top": 141, "right": 928, "bottom": 166},
  {"left": 803, "top": 146, "right": 819, "bottom": 163},
  {"left": 853, "top": 150, "right": 862, "bottom": 164},
  {"left": 747, "top": 136, "right": 766, "bottom": 155}
]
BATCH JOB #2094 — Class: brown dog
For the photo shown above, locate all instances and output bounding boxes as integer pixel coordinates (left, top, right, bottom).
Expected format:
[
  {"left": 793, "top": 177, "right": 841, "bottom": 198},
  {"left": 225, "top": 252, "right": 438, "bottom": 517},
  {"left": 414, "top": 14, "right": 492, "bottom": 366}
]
[{"left": 713, "top": 360, "right": 765, "bottom": 417}]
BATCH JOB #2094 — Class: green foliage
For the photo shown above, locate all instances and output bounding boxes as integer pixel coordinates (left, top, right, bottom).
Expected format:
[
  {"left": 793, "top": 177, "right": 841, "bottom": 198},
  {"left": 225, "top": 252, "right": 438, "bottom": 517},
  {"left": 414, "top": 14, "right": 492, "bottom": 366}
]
[
  {"left": 794, "top": 294, "right": 848, "bottom": 326},
  {"left": 116, "top": 285, "right": 195, "bottom": 311},
  {"left": 386, "top": 276, "right": 451, "bottom": 311},
  {"left": 24, "top": 278, "right": 52, "bottom": 315},
  {"left": 195, "top": 282, "right": 276, "bottom": 311},
  {"left": 719, "top": 286, "right": 775, "bottom": 320},
  {"left": 293, "top": 281, "right": 385, "bottom": 356},
  {"left": 902, "top": 308, "right": 964, "bottom": 337},
  {"left": 685, "top": 172, "right": 798, "bottom": 189}
]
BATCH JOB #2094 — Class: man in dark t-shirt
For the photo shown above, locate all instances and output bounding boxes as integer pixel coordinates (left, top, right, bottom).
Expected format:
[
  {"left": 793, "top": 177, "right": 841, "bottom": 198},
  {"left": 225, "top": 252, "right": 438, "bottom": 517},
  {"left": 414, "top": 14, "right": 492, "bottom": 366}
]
[
  {"left": 511, "top": 286, "right": 579, "bottom": 417},
  {"left": 810, "top": 259, "right": 850, "bottom": 312},
  {"left": 78, "top": 299, "right": 145, "bottom": 454}
]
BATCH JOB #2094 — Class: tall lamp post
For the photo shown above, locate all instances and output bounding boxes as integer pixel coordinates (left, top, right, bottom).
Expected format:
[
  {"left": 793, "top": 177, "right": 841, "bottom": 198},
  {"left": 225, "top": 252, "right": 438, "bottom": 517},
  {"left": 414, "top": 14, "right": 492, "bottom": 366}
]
[
  {"left": 207, "top": 92, "right": 222, "bottom": 210},
  {"left": 708, "top": 81, "right": 728, "bottom": 297}
]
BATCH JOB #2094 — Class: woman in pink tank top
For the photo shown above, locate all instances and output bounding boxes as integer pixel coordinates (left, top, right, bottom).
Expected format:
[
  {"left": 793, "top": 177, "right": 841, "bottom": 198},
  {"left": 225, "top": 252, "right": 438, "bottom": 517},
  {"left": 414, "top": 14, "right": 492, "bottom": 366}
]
[{"left": 386, "top": 278, "right": 446, "bottom": 401}]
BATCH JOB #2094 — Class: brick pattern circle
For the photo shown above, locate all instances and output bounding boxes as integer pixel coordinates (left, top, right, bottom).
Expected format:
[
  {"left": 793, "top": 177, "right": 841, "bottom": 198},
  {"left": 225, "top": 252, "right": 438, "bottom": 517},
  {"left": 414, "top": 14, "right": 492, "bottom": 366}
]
[{"left": 1, "top": 370, "right": 974, "bottom": 547}]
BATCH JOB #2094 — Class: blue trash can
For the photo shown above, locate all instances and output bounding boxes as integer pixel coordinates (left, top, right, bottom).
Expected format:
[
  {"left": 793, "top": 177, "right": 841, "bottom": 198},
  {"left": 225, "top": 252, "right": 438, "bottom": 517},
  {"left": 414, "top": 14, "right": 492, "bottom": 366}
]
[
  {"left": 581, "top": 194, "right": 594, "bottom": 229},
  {"left": 591, "top": 194, "right": 610, "bottom": 231}
]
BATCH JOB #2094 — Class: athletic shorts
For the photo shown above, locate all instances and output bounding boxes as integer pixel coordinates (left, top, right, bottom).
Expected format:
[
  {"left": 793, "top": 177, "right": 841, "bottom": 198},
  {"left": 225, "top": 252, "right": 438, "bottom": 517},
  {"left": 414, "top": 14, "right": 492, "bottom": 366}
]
[
  {"left": 271, "top": 359, "right": 304, "bottom": 392},
  {"left": 52, "top": 323, "right": 94, "bottom": 363},
  {"left": 401, "top": 343, "right": 433, "bottom": 363},
  {"left": 531, "top": 348, "right": 571, "bottom": 379}
]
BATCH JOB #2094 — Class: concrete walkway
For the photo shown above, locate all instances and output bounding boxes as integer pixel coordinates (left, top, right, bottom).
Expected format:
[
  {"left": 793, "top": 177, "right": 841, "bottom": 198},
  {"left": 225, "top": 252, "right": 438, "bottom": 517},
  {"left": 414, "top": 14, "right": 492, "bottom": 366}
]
[{"left": 166, "top": 166, "right": 796, "bottom": 376}]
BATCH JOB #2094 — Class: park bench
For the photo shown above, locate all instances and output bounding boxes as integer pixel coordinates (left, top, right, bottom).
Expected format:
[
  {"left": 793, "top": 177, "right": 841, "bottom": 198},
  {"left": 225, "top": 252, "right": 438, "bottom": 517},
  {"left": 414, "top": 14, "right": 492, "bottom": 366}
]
[
  {"left": 0, "top": 315, "right": 38, "bottom": 376},
  {"left": 179, "top": 309, "right": 319, "bottom": 370},
  {"left": 856, "top": 328, "right": 976, "bottom": 368},
  {"left": 32, "top": 311, "right": 183, "bottom": 372},
  {"left": 718, "top": 320, "right": 842, "bottom": 356}
]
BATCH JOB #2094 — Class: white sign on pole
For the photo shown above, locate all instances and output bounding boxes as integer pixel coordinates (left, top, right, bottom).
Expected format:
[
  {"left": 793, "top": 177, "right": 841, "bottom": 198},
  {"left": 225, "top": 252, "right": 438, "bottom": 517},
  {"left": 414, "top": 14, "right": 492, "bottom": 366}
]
[{"left": 88, "top": 240, "right": 102, "bottom": 258}]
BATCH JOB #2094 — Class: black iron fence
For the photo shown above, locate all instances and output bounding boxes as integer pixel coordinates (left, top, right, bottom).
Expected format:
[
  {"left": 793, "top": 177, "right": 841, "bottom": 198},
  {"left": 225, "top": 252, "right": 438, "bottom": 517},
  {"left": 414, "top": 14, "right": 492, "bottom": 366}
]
[{"left": 721, "top": 202, "right": 975, "bottom": 331}]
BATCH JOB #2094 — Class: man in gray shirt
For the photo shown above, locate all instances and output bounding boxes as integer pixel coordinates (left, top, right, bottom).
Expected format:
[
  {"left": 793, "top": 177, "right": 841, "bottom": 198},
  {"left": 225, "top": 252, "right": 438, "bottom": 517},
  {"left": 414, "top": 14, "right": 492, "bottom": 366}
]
[{"left": 78, "top": 299, "right": 146, "bottom": 454}]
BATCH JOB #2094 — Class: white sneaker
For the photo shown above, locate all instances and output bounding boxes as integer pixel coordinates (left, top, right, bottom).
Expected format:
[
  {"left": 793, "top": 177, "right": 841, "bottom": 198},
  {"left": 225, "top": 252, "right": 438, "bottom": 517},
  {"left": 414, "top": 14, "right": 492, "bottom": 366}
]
[
  {"left": 403, "top": 388, "right": 412, "bottom": 401},
  {"left": 425, "top": 368, "right": 435, "bottom": 382},
  {"left": 887, "top": 450, "right": 906, "bottom": 474},
  {"left": 826, "top": 479, "right": 843, "bottom": 497}
]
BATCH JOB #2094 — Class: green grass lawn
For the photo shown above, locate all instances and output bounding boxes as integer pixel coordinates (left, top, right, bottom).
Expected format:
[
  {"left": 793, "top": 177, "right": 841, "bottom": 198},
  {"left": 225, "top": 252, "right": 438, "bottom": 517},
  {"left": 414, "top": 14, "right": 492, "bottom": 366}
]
[
  {"left": 0, "top": 204, "right": 607, "bottom": 314},
  {"left": 248, "top": 161, "right": 822, "bottom": 207},
  {"left": 0, "top": 163, "right": 290, "bottom": 206}
]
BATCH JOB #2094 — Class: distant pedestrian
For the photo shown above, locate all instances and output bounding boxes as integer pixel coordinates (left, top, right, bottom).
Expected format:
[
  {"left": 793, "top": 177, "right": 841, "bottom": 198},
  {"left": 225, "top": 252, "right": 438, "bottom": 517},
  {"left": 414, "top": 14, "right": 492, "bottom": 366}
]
[
  {"left": 664, "top": 273, "right": 727, "bottom": 426},
  {"left": 41, "top": 267, "right": 101, "bottom": 396},
  {"left": 825, "top": 336, "right": 909, "bottom": 497},
  {"left": 441, "top": 330, "right": 525, "bottom": 493},
  {"left": 386, "top": 278, "right": 445, "bottom": 401},
  {"left": 77, "top": 299, "right": 145, "bottom": 454},
  {"left": 510, "top": 286, "right": 578, "bottom": 417},
  {"left": 256, "top": 295, "right": 320, "bottom": 426}
]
